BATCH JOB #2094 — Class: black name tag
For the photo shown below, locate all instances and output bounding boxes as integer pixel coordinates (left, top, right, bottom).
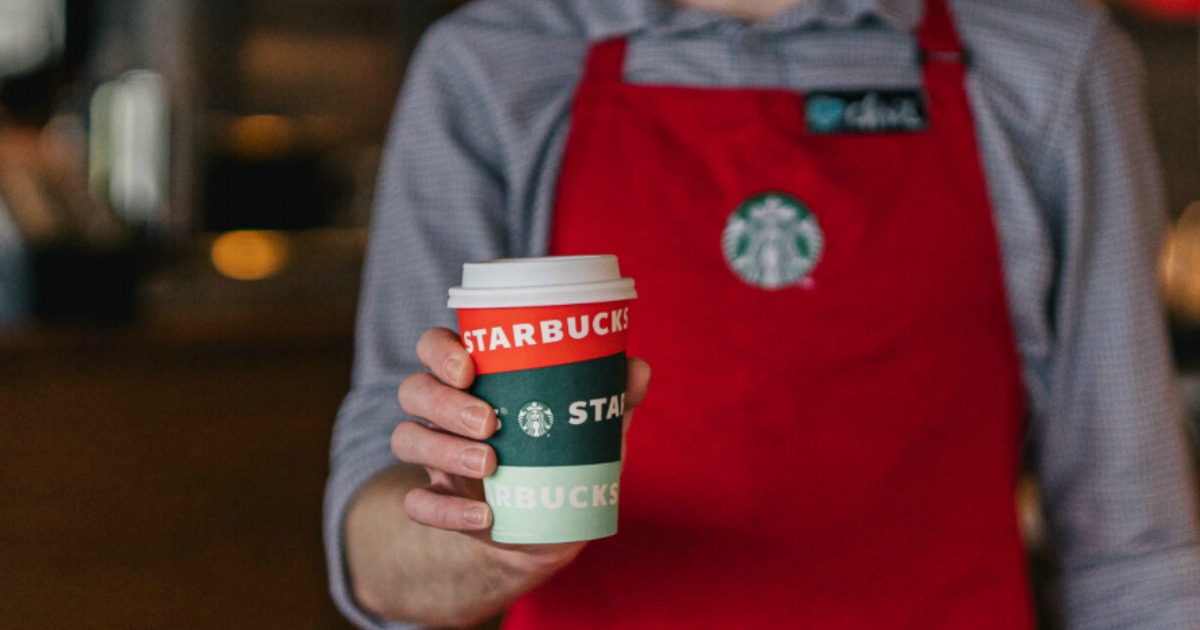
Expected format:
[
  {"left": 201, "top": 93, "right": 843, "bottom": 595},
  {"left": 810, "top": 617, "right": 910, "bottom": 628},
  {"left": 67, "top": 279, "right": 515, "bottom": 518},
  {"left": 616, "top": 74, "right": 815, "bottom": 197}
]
[{"left": 804, "top": 89, "right": 928, "bottom": 135}]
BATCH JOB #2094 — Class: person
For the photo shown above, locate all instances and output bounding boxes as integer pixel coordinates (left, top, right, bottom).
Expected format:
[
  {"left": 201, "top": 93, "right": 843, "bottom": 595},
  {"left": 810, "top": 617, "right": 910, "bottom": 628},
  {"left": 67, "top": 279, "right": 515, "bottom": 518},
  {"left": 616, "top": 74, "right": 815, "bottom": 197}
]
[{"left": 324, "top": 0, "right": 1200, "bottom": 627}]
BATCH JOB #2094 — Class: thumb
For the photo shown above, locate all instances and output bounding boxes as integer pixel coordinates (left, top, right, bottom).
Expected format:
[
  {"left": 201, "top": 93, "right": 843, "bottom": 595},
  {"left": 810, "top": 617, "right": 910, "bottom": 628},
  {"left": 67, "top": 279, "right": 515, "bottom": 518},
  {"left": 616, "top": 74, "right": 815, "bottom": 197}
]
[
  {"left": 622, "top": 358, "right": 652, "bottom": 453},
  {"left": 625, "top": 358, "right": 651, "bottom": 410}
]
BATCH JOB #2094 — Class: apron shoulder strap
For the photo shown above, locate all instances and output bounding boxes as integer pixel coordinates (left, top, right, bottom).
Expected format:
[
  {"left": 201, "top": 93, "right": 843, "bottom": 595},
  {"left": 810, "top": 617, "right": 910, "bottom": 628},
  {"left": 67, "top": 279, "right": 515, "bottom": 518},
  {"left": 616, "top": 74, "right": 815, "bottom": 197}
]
[
  {"left": 918, "top": 0, "right": 969, "bottom": 65},
  {"left": 583, "top": 38, "right": 628, "bottom": 84}
]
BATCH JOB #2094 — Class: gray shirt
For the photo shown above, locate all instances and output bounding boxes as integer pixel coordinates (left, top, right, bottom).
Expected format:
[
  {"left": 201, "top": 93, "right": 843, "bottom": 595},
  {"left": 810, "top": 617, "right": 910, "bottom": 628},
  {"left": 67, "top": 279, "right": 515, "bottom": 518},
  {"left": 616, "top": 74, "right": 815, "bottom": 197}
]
[
  {"left": 0, "top": 196, "right": 30, "bottom": 326},
  {"left": 325, "top": 0, "right": 1200, "bottom": 627}
]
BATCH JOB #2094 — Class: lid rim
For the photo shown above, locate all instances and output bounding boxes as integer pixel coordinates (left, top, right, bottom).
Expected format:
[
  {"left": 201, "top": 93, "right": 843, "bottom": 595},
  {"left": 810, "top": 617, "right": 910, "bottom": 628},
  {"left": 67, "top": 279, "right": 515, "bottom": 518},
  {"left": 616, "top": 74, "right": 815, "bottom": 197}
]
[
  {"left": 448, "top": 282, "right": 636, "bottom": 309},
  {"left": 449, "top": 255, "right": 634, "bottom": 308}
]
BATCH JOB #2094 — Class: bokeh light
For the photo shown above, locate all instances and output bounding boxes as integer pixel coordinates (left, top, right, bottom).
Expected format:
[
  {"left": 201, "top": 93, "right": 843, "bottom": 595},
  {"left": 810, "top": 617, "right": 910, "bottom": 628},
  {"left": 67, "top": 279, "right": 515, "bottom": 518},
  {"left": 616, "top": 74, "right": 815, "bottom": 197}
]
[{"left": 210, "top": 230, "right": 289, "bottom": 281}]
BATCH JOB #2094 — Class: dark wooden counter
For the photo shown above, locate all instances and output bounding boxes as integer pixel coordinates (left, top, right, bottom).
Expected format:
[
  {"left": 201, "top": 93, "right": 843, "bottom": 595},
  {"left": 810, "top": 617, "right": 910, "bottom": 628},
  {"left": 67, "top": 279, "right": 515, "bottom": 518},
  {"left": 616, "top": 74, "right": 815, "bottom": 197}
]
[{"left": 0, "top": 306, "right": 358, "bottom": 628}]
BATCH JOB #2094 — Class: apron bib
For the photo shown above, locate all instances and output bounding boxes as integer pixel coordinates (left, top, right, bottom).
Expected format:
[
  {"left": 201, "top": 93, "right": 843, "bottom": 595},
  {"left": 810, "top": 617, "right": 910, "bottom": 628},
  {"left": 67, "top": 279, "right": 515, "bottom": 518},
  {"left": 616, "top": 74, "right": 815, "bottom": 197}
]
[{"left": 506, "top": 1, "right": 1033, "bottom": 626}]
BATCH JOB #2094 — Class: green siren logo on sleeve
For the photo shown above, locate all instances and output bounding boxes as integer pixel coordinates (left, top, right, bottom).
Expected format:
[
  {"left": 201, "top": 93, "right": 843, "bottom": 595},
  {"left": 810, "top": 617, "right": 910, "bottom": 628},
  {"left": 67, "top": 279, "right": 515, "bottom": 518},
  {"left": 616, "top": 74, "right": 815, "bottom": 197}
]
[
  {"left": 722, "top": 192, "right": 824, "bottom": 290},
  {"left": 474, "top": 353, "right": 625, "bottom": 467},
  {"left": 517, "top": 401, "right": 554, "bottom": 437}
]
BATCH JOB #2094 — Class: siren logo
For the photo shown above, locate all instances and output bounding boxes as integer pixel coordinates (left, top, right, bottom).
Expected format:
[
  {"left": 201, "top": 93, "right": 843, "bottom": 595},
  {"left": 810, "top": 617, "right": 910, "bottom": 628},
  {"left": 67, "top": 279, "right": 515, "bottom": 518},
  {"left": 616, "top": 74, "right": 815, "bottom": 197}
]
[
  {"left": 517, "top": 401, "right": 553, "bottom": 437},
  {"left": 722, "top": 192, "right": 824, "bottom": 290}
]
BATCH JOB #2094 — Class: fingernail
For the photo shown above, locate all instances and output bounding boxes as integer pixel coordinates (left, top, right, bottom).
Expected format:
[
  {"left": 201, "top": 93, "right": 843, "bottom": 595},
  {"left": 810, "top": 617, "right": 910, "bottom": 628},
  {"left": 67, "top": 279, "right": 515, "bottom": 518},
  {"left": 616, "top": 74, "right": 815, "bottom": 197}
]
[
  {"left": 461, "top": 406, "right": 491, "bottom": 434},
  {"left": 465, "top": 505, "right": 489, "bottom": 527},
  {"left": 460, "top": 446, "right": 488, "bottom": 475},
  {"left": 446, "top": 358, "right": 465, "bottom": 383}
]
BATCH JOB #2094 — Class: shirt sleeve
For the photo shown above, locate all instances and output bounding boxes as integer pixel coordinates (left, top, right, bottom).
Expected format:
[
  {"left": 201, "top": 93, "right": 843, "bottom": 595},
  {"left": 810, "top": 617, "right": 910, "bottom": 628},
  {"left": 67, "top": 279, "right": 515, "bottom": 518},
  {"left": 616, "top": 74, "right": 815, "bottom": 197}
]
[
  {"left": 322, "top": 21, "right": 509, "bottom": 630},
  {"left": 0, "top": 196, "right": 31, "bottom": 326},
  {"left": 1028, "top": 16, "right": 1200, "bottom": 628}
]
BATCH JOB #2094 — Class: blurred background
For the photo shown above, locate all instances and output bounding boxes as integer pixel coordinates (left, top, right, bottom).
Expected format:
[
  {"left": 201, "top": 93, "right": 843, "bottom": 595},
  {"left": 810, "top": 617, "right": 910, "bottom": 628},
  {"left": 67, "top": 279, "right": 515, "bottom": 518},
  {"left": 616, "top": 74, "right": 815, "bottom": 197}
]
[{"left": 0, "top": 1, "right": 1197, "bottom": 628}]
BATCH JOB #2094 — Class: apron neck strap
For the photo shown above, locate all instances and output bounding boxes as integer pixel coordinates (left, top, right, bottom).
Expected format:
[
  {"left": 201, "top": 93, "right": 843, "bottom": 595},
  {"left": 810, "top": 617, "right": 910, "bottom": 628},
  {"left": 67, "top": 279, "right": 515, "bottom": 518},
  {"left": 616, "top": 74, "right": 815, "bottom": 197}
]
[
  {"left": 917, "top": 0, "right": 967, "bottom": 63},
  {"left": 584, "top": 38, "right": 628, "bottom": 84}
]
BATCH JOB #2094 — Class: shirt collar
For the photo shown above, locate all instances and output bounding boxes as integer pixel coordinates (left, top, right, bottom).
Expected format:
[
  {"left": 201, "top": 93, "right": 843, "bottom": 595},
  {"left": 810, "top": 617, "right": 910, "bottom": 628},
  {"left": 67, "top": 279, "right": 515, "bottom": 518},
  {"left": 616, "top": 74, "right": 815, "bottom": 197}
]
[{"left": 632, "top": 0, "right": 923, "bottom": 36}]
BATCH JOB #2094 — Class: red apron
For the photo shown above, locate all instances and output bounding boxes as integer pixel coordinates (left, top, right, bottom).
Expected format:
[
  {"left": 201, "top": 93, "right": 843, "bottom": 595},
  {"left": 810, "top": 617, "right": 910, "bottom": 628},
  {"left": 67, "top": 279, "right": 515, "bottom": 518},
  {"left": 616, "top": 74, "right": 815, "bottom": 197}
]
[{"left": 507, "top": 0, "right": 1033, "bottom": 626}]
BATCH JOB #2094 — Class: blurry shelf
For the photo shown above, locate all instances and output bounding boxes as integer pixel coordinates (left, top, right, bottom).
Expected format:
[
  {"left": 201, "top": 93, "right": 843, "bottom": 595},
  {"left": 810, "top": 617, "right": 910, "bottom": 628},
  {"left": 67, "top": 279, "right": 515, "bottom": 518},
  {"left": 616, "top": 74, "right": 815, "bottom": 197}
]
[{"left": 0, "top": 228, "right": 365, "bottom": 358}]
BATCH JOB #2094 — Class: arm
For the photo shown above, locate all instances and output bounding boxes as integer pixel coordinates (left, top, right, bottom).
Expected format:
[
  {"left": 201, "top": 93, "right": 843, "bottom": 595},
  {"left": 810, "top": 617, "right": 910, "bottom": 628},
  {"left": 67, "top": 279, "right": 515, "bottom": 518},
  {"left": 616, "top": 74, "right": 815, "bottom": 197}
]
[
  {"left": 344, "top": 464, "right": 575, "bottom": 628},
  {"left": 345, "top": 329, "right": 650, "bottom": 627},
  {"left": 322, "top": 20, "right": 513, "bottom": 627},
  {"left": 343, "top": 332, "right": 580, "bottom": 628},
  {"left": 1028, "top": 15, "right": 1200, "bottom": 628},
  {"left": 323, "top": 19, "right": 644, "bottom": 628}
]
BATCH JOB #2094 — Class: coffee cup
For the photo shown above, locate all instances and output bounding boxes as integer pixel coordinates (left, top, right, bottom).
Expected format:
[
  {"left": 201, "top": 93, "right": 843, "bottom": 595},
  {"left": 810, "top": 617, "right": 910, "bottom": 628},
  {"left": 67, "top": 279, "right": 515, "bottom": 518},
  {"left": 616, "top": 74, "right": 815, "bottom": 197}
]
[{"left": 448, "top": 255, "right": 636, "bottom": 543}]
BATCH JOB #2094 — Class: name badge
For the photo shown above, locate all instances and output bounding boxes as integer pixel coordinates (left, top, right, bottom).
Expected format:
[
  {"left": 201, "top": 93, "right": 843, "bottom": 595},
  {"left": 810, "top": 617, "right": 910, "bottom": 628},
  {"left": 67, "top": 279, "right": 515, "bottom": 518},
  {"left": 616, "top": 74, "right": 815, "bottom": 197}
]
[{"left": 805, "top": 89, "right": 928, "bottom": 135}]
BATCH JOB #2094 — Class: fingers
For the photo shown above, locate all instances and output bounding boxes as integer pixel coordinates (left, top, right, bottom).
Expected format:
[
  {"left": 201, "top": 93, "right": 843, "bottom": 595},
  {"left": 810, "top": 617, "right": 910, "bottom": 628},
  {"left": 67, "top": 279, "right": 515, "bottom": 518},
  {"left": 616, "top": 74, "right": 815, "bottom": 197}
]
[
  {"left": 416, "top": 327, "right": 475, "bottom": 389},
  {"left": 392, "top": 421, "right": 497, "bottom": 478},
  {"left": 399, "top": 371, "right": 497, "bottom": 439},
  {"left": 403, "top": 327, "right": 496, "bottom": 440},
  {"left": 404, "top": 486, "right": 492, "bottom": 531},
  {"left": 625, "top": 357, "right": 651, "bottom": 410},
  {"left": 621, "top": 358, "right": 651, "bottom": 461}
]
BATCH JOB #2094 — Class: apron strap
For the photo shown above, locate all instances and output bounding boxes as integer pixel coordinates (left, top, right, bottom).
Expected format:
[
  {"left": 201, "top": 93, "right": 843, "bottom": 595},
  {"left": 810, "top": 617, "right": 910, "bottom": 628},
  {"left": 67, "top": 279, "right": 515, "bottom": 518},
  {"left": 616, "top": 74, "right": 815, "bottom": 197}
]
[
  {"left": 917, "top": 0, "right": 969, "bottom": 65},
  {"left": 583, "top": 38, "right": 628, "bottom": 84}
]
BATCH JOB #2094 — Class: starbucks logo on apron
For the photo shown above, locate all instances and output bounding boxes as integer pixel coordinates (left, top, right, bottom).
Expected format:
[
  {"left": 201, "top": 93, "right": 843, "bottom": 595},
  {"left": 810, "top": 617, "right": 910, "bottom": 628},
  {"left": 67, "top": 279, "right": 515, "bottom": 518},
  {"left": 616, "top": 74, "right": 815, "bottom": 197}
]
[
  {"left": 517, "top": 401, "right": 553, "bottom": 437},
  {"left": 722, "top": 192, "right": 824, "bottom": 289}
]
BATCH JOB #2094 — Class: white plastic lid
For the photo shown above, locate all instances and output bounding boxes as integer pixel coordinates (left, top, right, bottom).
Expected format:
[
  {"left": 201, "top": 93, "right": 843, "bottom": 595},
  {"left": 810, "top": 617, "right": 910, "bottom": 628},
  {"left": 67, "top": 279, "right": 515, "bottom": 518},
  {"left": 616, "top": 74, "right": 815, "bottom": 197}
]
[{"left": 448, "top": 255, "right": 636, "bottom": 309}]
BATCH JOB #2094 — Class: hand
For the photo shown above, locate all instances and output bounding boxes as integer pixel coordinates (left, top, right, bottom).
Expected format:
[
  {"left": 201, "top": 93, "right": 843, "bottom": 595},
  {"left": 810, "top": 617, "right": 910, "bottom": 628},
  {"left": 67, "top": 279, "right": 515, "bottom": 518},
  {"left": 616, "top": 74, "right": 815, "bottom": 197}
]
[{"left": 393, "top": 327, "right": 651, "bottom": 573}]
